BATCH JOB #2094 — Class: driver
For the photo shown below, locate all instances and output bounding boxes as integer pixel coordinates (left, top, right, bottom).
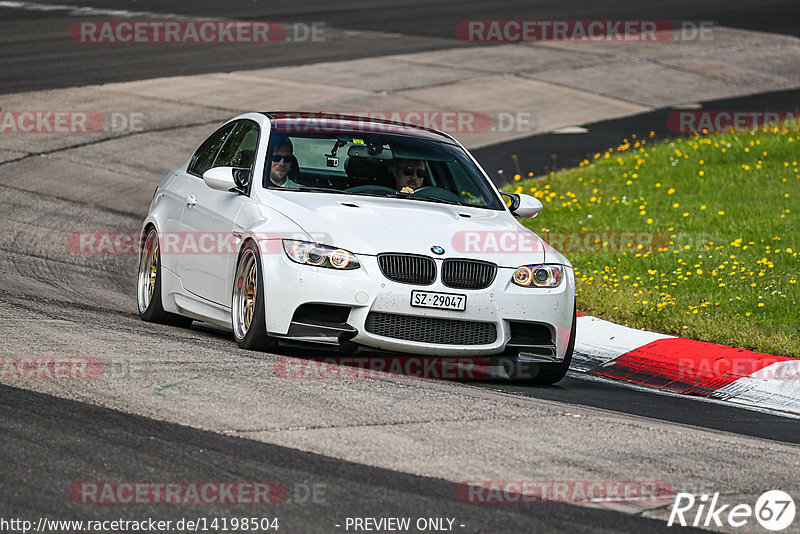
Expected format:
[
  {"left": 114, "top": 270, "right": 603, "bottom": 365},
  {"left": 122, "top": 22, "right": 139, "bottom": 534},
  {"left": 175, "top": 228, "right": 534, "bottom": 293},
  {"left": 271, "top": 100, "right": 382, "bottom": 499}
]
[
  {"left": 269, "top": 135, "right": 302, "bottom": 188},
  {"left": 390, "top": 159, "right": 427, "bottom": 194}
]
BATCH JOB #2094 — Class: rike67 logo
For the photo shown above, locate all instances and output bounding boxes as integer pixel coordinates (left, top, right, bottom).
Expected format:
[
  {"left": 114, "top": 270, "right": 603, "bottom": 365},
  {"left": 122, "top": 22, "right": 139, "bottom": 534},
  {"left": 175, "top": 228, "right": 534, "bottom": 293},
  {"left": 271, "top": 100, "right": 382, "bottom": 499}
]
[{"left": 668, "top": 490, "right": 795, "bottom": 531}]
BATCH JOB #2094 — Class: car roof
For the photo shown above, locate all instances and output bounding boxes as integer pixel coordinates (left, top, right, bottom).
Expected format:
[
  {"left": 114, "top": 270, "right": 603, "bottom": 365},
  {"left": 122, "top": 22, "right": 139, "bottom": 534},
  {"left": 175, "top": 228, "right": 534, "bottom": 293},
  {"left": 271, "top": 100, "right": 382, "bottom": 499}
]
[{"left": 260, "top": 111, "right": 459, "bottom": 145}]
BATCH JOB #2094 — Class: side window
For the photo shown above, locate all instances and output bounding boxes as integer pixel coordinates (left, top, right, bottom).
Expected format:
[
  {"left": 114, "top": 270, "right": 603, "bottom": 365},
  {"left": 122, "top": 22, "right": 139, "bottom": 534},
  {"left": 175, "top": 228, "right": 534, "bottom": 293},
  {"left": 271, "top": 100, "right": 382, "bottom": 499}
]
[
  {"left": 188, "top": 123, "right": 235, "bottom": 177},
  {"left": 214, "top": 121, "right": 260, "bottom": 170}
]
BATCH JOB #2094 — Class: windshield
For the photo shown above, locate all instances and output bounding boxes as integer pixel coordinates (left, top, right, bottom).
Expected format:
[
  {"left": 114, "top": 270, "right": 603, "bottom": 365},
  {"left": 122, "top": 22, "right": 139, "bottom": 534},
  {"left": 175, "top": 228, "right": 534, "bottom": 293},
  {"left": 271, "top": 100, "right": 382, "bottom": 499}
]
[{"left": 263, "top": 132, "right": 504, "bottom": 210}]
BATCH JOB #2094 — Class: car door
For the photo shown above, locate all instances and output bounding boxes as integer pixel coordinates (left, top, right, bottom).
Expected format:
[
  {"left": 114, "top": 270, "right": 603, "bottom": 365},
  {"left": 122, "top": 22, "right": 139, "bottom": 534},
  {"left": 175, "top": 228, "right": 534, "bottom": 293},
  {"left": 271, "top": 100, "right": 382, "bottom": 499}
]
[
  {"left": 164, "top": 122, "right": 236, "bottom": 280},
  {"left": 181, "top": 120, "right": 260, "bottom": 305}
]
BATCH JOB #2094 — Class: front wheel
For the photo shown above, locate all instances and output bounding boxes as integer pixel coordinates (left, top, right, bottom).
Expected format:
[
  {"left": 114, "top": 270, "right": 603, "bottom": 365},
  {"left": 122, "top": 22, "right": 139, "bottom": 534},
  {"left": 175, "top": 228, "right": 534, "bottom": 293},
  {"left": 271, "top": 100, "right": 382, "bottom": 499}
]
[
  {"left": 232, "top": 241, "right": 276, "bottom": 351},
  {"left": 137, "top": 227, "right": 192, "bottom": 327},
  {"left": 505, "top": 307, "right": 576, "bottom": 385}
]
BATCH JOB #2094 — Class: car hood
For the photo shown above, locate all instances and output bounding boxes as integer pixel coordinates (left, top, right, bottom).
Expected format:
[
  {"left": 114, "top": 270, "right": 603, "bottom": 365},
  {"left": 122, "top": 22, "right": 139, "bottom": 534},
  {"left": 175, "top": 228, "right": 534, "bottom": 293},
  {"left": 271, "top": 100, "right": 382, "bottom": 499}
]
[{"left": 260, "top": 191, "right": 551, "bottom": 266}]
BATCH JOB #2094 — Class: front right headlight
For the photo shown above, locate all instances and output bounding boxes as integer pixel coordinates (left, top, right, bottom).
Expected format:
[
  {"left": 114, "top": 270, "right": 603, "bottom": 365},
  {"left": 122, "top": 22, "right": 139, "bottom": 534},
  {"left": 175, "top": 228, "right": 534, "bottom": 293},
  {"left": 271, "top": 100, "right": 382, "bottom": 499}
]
[{"left": 512, "top": 264, "right": 563, "bottom": 287}]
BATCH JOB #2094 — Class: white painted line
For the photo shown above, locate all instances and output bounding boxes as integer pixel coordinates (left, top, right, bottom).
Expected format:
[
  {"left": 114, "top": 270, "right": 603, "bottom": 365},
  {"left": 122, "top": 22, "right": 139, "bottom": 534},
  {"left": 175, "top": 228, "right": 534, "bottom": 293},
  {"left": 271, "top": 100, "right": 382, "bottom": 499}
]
[
  {"left": 0, "top": 1, "right": 190, "bottom": 19},
  {"left": 550, "top": 125, "right": 589, "bottom": 134},
  {"left": 0, "top": 2, "right": 403, "bottom": 43},
  {"left": 671, "top": 102, "right": 703, "bottom": 110}
]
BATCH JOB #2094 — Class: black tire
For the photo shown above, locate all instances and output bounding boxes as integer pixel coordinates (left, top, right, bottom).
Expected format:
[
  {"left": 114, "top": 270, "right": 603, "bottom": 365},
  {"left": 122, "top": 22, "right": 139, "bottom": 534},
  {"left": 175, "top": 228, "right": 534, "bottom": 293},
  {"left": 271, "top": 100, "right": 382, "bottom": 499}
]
[
  {"left": 137, "top": 227, "right": 193, "bottom": 327},
  {"left": 232, "top": 241, "right": 277, "bottom": 351}
]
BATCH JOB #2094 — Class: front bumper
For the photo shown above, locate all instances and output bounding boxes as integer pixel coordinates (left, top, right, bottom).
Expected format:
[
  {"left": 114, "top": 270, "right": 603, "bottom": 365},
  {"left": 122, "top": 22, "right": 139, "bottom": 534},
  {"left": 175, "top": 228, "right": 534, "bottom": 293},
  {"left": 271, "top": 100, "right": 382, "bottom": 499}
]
[{"left": 261, "top": 251, "right": 575, "bottom": 360}]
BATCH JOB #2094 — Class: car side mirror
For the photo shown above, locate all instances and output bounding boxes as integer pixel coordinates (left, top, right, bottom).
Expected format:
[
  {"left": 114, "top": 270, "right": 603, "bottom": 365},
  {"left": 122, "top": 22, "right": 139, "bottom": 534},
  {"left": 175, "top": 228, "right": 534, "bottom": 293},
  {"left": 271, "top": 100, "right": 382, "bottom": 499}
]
[
  {"left": 501, "top": 192, "right": 542, "bottom": 218},
  {"left": 202, "top": 167, "right": 245, "bottom": 193}
]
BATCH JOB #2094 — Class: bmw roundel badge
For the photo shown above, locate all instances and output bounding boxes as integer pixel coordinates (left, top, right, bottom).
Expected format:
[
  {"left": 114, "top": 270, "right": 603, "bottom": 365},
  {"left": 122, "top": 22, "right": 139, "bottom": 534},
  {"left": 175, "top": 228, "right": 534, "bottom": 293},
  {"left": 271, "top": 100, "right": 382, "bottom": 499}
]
[{"left": 431, "top": 246, "right": 445, "bottom": 255}]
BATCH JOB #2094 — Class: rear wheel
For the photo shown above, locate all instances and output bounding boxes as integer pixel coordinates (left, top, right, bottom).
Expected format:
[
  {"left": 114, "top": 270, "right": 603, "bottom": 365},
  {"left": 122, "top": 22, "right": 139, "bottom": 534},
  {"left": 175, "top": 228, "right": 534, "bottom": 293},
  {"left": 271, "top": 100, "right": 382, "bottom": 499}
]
[
  {"left": 137, "top": 227, "right": 192, "bottom": 327},
  {"left": 232, "top": 241, "right": 276, "bottom": 351}
]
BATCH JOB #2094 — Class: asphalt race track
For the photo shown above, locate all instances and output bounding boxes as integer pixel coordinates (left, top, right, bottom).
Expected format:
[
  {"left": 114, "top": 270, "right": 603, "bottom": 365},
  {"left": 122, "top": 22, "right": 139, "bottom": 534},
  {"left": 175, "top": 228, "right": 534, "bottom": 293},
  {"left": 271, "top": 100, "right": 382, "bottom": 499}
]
[
  {"left": 2, "top": 385, "right": 706, "bottom": 533},
  {"left": 1, "top": 0, "right": 798, "bottom": 94},
  {"left": 1, "top": 2, "right": 799, "bottom": 533}
]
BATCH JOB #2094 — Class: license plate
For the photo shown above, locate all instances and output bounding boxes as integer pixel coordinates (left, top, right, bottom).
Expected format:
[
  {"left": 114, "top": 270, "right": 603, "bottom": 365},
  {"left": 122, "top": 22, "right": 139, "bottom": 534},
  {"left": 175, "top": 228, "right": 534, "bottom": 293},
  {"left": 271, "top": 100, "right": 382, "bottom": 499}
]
[{"left": 410, "top": 290, "right": 466, "bottom": 311}]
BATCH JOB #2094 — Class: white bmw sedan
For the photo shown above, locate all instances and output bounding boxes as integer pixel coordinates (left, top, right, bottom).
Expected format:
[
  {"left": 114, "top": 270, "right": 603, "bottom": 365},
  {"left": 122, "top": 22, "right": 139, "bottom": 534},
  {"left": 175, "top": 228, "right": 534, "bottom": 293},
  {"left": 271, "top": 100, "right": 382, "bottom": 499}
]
[{"left": 138, "top": 112, "right": 575, "bottom": 383}]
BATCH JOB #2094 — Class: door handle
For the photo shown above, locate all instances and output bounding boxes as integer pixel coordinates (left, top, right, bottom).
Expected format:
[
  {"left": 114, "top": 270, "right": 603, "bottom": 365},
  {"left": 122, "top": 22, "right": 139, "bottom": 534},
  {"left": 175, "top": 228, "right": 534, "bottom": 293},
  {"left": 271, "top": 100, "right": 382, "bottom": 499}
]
[{"left": 186, "top": 194, "right": 197, "bottom": 207}]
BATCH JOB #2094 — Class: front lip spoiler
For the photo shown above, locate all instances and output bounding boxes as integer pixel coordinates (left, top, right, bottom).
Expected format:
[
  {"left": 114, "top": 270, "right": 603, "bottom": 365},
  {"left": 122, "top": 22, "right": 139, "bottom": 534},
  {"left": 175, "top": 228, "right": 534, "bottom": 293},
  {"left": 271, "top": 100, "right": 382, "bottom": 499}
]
[
  {"left": 272, "top": 318, "right": 562, "bottom": 365},
  {"left": 271, "top": 320, "right": 358, "bottom": 349},
  {"left": 506, "top": 342, "right": 561, "bottom": 363}
]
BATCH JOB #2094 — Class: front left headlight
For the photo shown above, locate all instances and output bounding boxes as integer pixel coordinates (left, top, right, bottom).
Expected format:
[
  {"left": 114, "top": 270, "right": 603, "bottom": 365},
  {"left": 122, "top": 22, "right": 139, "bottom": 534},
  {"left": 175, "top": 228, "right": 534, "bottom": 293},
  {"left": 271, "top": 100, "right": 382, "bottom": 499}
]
[
  {"left": 282, "top": 240, "right": 360, "bottom": 270},
  {"left": 512, "top": 264, "right": 563, "bottom": 287}
]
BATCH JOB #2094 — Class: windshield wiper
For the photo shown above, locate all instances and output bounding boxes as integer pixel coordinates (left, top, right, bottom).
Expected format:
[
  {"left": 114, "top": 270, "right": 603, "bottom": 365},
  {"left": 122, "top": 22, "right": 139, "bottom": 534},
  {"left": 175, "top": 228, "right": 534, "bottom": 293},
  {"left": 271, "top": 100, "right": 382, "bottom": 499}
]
[
  {"left": 275, "top": 186, "right": 461, "bottom": 205},
  {"left": 288, "top": 186, "right": 355, "bottom": 194},
  {"left": 395, "top": 193, "right": 461, "bottom": 206}
]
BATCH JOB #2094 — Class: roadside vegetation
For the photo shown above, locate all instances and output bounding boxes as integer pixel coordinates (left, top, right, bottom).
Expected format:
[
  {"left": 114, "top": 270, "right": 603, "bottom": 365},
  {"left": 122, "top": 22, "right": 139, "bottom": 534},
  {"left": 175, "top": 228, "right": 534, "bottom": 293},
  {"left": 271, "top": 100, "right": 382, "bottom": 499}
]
[{"left": 505, "top": 126, "right": 799, "bottom": 358}]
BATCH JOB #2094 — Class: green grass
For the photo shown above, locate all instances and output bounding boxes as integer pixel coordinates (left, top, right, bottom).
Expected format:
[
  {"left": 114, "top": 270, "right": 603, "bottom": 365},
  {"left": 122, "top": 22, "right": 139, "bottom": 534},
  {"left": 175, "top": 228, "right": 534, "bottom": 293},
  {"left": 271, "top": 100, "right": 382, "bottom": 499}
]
[{"left": 504, "top": 127, "right": 800, "bottom": 358}]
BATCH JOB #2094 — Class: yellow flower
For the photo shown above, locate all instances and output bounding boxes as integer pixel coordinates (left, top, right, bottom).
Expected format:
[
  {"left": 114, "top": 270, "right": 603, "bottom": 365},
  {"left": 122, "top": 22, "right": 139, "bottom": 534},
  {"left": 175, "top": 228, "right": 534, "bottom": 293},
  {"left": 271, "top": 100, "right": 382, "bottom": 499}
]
[
  {"left": 673, "top": 203, "right": 680, "bottom": 208},
  {"left": 757, "top": 303, "right": 765, "bottom": 308},
  {"left": 698, "top": 170, "right": 704, "bottom": 176},
  {"left": 667, "top": 188, "right": 675, "bottom": 194},
  {"left": 718, "top": 211, "right": 725, "bottom": 215}
]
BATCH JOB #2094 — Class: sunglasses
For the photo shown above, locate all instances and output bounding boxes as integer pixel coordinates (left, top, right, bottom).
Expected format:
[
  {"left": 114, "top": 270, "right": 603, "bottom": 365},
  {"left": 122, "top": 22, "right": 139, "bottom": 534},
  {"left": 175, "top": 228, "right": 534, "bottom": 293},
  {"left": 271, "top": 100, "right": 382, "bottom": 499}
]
[
  {"left": 272, "top": 154, "right": 292, "bottom": 163},
  {"left": 401, "top": 166, "right": 426, "bottom": 178}
]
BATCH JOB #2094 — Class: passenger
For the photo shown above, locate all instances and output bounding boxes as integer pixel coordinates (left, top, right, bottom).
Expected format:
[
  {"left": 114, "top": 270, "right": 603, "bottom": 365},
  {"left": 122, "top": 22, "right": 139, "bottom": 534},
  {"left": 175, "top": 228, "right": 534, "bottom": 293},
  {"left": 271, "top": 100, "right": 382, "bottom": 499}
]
[
  {"left": 390, "top": 159, "right": 427, "bottom": 194},
  {"left": 269, "top": 135, "right": 302, "bottom": 188}
]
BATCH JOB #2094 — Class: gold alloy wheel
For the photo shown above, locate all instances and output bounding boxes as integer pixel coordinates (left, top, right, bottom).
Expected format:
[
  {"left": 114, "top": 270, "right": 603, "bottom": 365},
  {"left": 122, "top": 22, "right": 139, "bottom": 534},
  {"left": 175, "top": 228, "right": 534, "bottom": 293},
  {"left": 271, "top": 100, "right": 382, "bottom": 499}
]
[
  {"left": 137, "top": 229, "right": 159, "bottom": 314},
  {"left": 148, "top": 240, "right": 158, "bottom": 302},
  {"left": 233, "top": 248, "right": 258, "bottom": 340},
  {"left": 243, "top": 259, "right": 256, "bottom": 329}
]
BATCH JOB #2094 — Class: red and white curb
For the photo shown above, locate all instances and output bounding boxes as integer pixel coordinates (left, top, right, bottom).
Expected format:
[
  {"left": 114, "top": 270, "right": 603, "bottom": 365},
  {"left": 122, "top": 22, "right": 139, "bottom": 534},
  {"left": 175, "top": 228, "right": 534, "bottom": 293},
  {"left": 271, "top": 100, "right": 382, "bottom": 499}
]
[{"left": 572, "top": 315, "right": 800, "bottom": 416}]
